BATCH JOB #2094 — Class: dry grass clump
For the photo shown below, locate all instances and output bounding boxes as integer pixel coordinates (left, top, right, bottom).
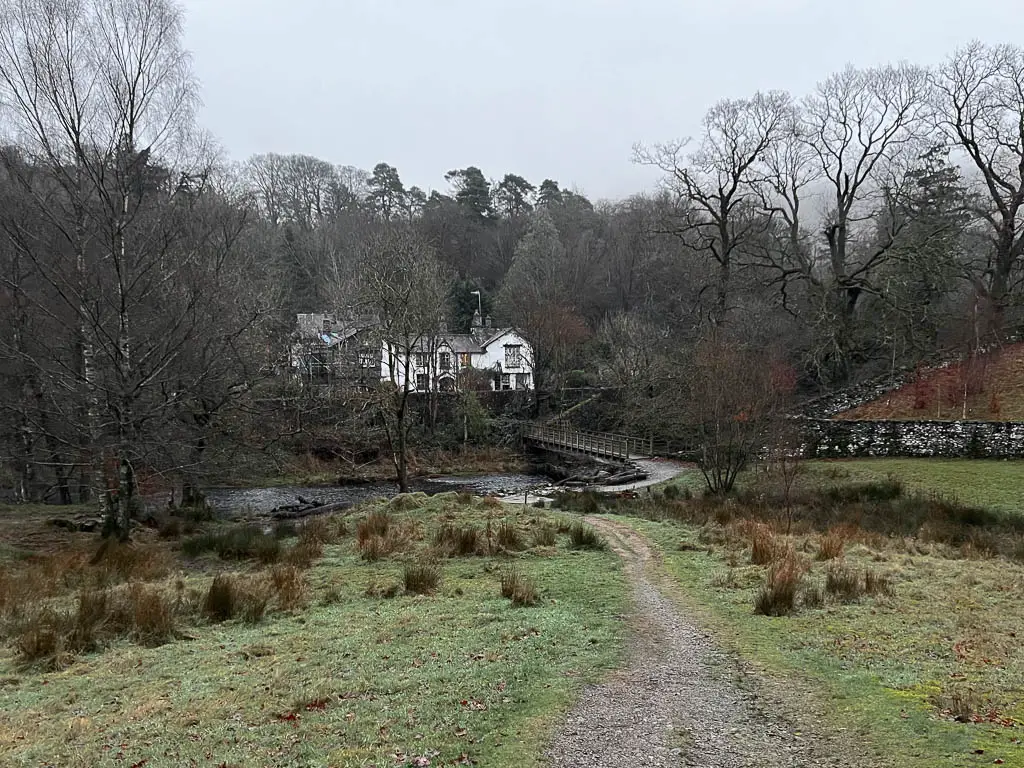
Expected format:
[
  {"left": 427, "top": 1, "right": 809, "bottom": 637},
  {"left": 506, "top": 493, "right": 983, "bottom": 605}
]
[
  {"left": 181, "top": 526, "right": 281, "bottom": 564},
  {"left": 862, "top": 568, "right": 893, "bottom": 596},
  {"left": 825, "top": 564, "right": 863, "bottom": 602},
  {"left": 816, "top": 530, "right": 846, "bottom": 561},
  {"left": 203, "top": 574, "right": 238, "bottom": 623},
  {"left": 403, "top": 563, "right": 441, "bottom": 595},
  {"left": 13, "top": 582, "right": 179, "bottom": 667},
  {"left": 568, "top": 522, "right": 606, "bottom": 551},
  {"left": 286, "top": 535, "right": 324, "bottom": 568},
  {"left": 434, "top": 524, "right": 480, "bottom": 557},
  {"left": 500, "top": 568, "right": 539, "bottom": 606},
  {"left": 753, "top": 553, "right": 806, "bottom": 616},
  {"left": 356, "top": 510, "right": 392, "bottom": 543},
  {"left": 91, "top": 540, "right": 174, "bottom": 583},
  {"left": 269, "top": 564, "right": 307, "bottom": 611},
  {"left": 496, "top": 521, "right": 525, "bottom": 551},
  {"left": 531, "top": 524, "right": 557, "bottom": 548}
]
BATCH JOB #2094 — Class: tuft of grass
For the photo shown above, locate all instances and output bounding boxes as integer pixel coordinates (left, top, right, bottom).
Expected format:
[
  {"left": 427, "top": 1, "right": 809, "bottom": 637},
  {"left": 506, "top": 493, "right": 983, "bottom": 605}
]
[
  {"left": 269, "top": 564, "right": 307, "bottom": 611},
  {"left": 753, "top": 554, "right": 804, "bottom": 616},
  {"left": 748, "top": 523, "right": 778, "bottom": 566},
  {"left": 202, "top": 574, "right": 237, "bottom": 623},
  {"left": 862, "top": 568, "right": 892, "bottom": 596},
  {"left": 356, "top": 510, "right": 392, "bottom": 543},
  {"left": 496, "top": 521, "right": 525, "bottom": 551},
  {"left": 500, "top": 568, "right": 539, "bottom": 606},
  {"left": 816, "top": 530, "right": 846, "bottom": 561},
  {"left": 402, "top": 562, "right": 441, "bottom": 595},
  {"left": 434, "top": 524, "right": 480, "bottom": 557},
  {"left": 568, "top": 522, "right": 606, "bottom": 551},
  {"left": 825, "top": 563, "right": 863, "bottom": 602},
  {"left": 181, "top": 526, "right": 281, "bottom": 564},
  {"left": 531, "top": 524, "right": 557, "bottom": 548}
]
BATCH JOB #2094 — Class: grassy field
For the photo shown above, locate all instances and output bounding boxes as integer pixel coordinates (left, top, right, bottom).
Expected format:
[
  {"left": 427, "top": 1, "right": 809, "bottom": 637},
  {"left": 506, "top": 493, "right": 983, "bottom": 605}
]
[
  {"left": 0, "top": 494, "right": 625, "bottom": 768},
  {"left": 665, "top": 458, "right": 1024, "bottom": 517},
  {"left": 574, "top": 474, "right": 1024, "bottom": 768},
  {"left": 807, "top": 458, "right": 1024, "bottom": 516}
]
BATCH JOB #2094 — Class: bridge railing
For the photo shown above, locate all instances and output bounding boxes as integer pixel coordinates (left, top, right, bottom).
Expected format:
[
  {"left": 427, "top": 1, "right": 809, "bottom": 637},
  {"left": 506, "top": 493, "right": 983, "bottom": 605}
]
[{"left": 523, "top": 424, "right": 655, "bottom": 461}]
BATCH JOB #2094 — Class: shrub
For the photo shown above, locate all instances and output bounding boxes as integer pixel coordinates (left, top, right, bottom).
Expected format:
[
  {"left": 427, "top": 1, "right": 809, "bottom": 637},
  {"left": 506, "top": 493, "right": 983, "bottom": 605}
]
[
  {"left": 359, "top": 535, "right": 388, "bottom": 562},
  {"left": 753, "top": 555, "right": 804, "bottom": 616},
  {"left": 403, "top": 563, "right": 441, "bottom": 595},
  {"left": 816, "top": 531, "right": 846, "bottom": 561},
  {"left": 203, "top": 575, "right": 237, "bottom": 622},
  {"left": 531, "top": 524, "right": 557, "bottom": 548},
  {"left": 496, "top": 521, "right": 525, "bottom": 551},
  {"left": 568, "top": 522, "right": 606, "bottom": 551},
  {"left": 269, "top": 565, "right": 307, "bottom": 611},
  {"left": 434, "top": 525, "right": 479, "bottom": 557},
  {"left": 825, "top": 564, "right": 863, "bottom": 602},
  {"left": 500, "top": 568, "right": 539, "bottom": 606},
  {"left": 663, "top": 483, "right": 681, "bottom": 500}
]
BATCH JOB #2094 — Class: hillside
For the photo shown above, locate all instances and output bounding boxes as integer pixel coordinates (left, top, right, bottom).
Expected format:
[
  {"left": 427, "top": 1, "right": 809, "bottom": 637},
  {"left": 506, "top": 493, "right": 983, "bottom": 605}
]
[{"left": 837, "top": 343, "right": 1024, "bottom": 421}]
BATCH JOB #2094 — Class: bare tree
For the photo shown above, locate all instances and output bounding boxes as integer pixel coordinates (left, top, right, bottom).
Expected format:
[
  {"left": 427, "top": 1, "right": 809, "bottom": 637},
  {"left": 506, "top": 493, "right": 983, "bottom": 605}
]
[
  {"left": 635, "top": 91, "right": 792, "bottom": 325},
  {"left": 346, "top": 227, "right": 448, "bottom": 492},
  {"left": 934, "top": 42, "right": 1024, "bottom": 337},
  {"left": 797, "top": 63, "right": 930, "bottom": 379},
  {"left": 0, "top": 0, "right": 269, "bottom": 535}
]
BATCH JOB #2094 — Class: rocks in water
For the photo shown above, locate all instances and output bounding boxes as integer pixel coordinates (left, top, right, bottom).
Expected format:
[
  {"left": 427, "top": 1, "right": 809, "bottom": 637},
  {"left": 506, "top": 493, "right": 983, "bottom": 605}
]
[{"left": 271, "top": 498, "right": 349, "bottom": 519}]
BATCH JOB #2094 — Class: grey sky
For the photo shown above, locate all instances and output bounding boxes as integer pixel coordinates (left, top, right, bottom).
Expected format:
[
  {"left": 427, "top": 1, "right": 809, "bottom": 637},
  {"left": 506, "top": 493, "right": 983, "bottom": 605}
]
[{"left": 181, "top": 0, "right": 1024, "bottom": 201}]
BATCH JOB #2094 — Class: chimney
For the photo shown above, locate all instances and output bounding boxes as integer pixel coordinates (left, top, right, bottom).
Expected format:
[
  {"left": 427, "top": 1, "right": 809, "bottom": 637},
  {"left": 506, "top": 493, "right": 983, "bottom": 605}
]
[
  {"left": 484, "top": 314, "right": 492, "bottom": 329},
  {"left": 471, "top": 308, "right": 483, "bottom": 330}
]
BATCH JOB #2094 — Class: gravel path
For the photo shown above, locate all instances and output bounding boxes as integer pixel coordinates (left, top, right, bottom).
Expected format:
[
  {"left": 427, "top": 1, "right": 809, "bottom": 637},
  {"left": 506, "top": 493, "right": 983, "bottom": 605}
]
[{"left": 545, "top": 517, "right": 873, "bottom": 768}]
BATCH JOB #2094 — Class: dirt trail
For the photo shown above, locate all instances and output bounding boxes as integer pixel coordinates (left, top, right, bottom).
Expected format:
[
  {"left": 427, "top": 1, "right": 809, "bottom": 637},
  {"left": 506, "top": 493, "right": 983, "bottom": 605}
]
[{"left": 545, "top": 517, "right": 873, "bottom": 768}]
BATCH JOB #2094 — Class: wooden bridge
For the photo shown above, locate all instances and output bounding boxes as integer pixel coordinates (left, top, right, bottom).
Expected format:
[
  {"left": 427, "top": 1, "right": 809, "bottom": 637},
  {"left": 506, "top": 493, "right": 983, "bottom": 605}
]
[{"left": 522, "top": 424, "right": 655, "bottom": 462}]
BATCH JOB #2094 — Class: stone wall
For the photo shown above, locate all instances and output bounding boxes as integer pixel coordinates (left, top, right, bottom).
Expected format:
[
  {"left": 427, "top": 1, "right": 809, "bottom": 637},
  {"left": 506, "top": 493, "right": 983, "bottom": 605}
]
[{"left": 803, "top": 419, "right": 1024, "bottom": 459}]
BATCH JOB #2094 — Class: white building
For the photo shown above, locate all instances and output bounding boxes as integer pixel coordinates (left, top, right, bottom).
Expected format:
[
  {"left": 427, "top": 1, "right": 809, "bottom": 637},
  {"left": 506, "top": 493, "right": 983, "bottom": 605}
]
[
  {"left": 381, "top": 310, "right": 534, "bottom": 392},
  {"left": 293, "top": 310, "right": 534, "bottom": 392}
]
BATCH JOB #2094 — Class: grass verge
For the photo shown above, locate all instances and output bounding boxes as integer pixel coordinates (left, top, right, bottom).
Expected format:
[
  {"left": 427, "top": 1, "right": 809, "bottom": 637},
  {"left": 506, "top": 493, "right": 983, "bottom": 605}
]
[{"left": 0, "top": 494, "right": 625, "bottom": 768}]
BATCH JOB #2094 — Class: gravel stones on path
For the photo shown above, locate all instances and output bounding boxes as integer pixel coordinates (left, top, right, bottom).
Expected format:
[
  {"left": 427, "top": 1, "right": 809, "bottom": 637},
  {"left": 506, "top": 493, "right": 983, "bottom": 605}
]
[{"left": 545, "top": 517, "right": 876, "bottom": 768}]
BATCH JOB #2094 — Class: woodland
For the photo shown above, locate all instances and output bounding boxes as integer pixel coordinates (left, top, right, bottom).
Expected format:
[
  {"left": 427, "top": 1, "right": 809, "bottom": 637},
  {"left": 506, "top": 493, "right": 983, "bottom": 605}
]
[{"left": 1, "top": 0, "right": 1024, "bottom": 523}]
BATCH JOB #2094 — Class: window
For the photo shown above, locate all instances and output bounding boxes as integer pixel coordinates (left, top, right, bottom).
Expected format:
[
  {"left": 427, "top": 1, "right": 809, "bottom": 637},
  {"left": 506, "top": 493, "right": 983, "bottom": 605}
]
[
  {"left": 358, "top": 350, "right": 375, "bottom": 368},
  {"left": 458, "top": 353, "right": 472, "bottom": 368},
  {"left": 504, "top": 345, "right": 522, "bottom": 369},
  {"left": 439, "top": 352, "right": 451, "bottom": 371},
  {"left": 500, "top": 373, "right": 511, "bottom": 390},
  {"left": 416, "top": 373, "right": 429, "bottom": 391},
  {"left": 415, "top": 352, "right": 429, "bottom": 368},
  {"left": 515, "top": 373, "right": 531, "bottom": 390}
]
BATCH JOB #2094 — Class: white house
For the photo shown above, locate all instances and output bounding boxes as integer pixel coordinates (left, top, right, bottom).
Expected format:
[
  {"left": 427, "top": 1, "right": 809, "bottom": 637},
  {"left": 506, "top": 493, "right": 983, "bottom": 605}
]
[
  {"left": 293, "top": 310, "right": 534, "bottom": 392},
  {"left": 381, "top": 310, "right": 534, "bottom": 392}
]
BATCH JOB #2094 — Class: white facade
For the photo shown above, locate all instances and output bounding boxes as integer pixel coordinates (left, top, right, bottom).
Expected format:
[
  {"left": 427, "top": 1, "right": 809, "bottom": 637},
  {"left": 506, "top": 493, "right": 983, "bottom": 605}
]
[{"left": 381, "top": 328, "right": 534, "bottom": 392}]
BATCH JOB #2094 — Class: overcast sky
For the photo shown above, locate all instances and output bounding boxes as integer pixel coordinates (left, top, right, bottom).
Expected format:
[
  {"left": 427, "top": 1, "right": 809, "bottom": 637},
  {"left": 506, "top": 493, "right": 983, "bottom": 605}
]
[{"left": 180, "top": 0, "right": 1024, "bottom": 201}]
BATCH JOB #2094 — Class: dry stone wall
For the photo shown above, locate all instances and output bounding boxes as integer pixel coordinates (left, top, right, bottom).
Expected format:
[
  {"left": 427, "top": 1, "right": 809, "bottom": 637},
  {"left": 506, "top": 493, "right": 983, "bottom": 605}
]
[{"left": 803, "top": 419, "right": 1024, "bottom": 458}]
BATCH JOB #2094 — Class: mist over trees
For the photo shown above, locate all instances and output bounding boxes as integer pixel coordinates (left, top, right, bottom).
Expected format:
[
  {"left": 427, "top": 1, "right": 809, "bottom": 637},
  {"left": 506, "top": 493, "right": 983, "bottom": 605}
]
[{"left": 1, "top": 1, "right": 1023, "bottom": 508}]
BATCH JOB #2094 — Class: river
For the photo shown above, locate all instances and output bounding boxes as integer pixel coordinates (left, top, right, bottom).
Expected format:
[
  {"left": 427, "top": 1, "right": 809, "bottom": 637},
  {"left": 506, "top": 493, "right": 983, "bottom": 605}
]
[{"left": 204, "top": 472, "right": 548, "bottom": 517}]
